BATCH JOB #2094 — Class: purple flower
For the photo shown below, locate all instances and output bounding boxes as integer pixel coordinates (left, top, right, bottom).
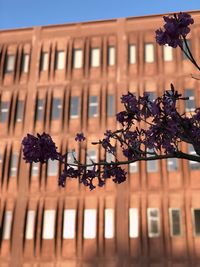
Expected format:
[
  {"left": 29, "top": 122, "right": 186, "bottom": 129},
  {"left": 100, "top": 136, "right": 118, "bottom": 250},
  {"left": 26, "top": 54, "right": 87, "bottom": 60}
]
[
  {"left": 112, "top": 167, "right": 127, "bottom": 184},
  {"left": 75, "top": 133, "right": 86, "bottom": 142},
  {"left": 155, "top": 12, "right": 194, "bottom": 48},
  {"left": 22, "top": 132, "right": 61, "bottom": 164}
]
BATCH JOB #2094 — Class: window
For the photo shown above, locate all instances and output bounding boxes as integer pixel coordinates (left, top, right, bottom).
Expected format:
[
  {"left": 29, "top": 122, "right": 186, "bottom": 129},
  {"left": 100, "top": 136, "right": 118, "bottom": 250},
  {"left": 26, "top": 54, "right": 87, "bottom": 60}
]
[
  {"left": 169, "top": 208, "right": 181, "bottom": 236},
  {"left": 15, "top": 99, "right": 25, "bottom": 123},
  {"left": 104, "top": 208, "right": 114, "bottom": 239},
  {"left": 192, "top": 209, "right": 200, "bottom": 236},
  {"left": 73, "top": 49, "right": 83, "bottom": 69},
  {"left": 47, "top": 159, "right": 58, "bottom": 176},
  {"left": 67, "top": 151, "right": 77, "bottom": 169},
  {"left": 129, "top": 44, "right": 136, "bottom": 64},
  {"left": 5, "top": 54, "right": 15, "bottom": 73},
  {"left": 21, "top": 53, "right": 29, "bottom": 73},
  {"left": 63, "top": 209, "right": 76, "bottom": 239},
  {"left": 145, "top": 91, "right": 156, "bottom": 102},
  {"left": 188, "top": 144, "right": 200, "bottom": 170},
  {"left": 55, "top": 50, "right": 65, "bottom": 70},
  {"left": 88, "top": 96, "right": 98, "bottom": 118},
  {"left": 40, "top": 52, "right": 48, "bottom": 71},
  {"left": 145, "top": 43, "right": 154, "bottom": 63},
  {"left": 25, "top": 210, "right": 36, "bottom": 239},
  {"left": 129, "top": 208, "right": 139, "bottom": 238},
  {"left": 51, "top": 98, "right": 62, "bottom": 120},
  {"left": 106, "top": 151, "right": 114, "bottom": 163},
  {"left": 108, "top": 46, "right": 115, "bottom": 66},
  {"left": 184, "top": 89, "right": 195, "bottom": 111},
  {"left": 129, "top": 162, "right": 138, "bottom": 173},
  {"left": 86, "top": 149, "right": 97, "bottom": 170},
  {"left": 147, "top": 208, "right": 160, "bottom": 237},
  {"left": 70, "top": 96, "right": 80, "bottom": 118},
  {"left": 107, "top": 94, "right": 115, "bottom": 117},
  {"left": 91, "top": 48, "right": 100, "bottom": 67},
  {"left": 0, "top": 101, "right": 9, "bottom": 123},
  {"left": 147, "top": 149, "right": 158, "bottom": 172},
  {"left": 2, "top": 211, "right": 13, "bottom": 240},
  {"left": 35, "top": 98, "right": 44, "bottom": 121},
  {"left": 83, "top": 209, "right": 97, "bottom": 239},
  {"left": 31, "top": 162, "right": 39, "bottom": 177},
  {"left": 163, "top": 45, "right": 173, "bottom": 61},
  {"left": 167, "top": 158, "right": 178, "bottom": 171},
  {"left": 42, "top": 210, "right": 56, "bottom": 239},
  {"left": 182, "top": 40, "right": 191, "bottom": 60},
  {"left": 9, "top": 152, "right": 18, "bottom": 177}
]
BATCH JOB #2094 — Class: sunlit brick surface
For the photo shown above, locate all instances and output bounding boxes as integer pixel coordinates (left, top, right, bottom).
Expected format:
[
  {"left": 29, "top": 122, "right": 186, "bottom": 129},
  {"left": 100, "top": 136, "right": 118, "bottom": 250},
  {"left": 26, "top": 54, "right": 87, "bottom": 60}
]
[{"left": 1, "top": 11, "right": 200, "bottom": 267}]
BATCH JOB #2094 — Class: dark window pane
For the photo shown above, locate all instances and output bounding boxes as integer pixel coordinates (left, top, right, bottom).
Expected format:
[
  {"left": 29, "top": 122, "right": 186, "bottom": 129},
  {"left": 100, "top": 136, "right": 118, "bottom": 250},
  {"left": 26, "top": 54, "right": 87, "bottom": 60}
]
[
  {"left": 0, "top": 101, "right": 9, "bottom": 123},
  {"left": 51, "top": 98, "right": 62, "bottom": 120},
  {"left": 188, "top": 144, "right": 200, "bottom": 170},
  {"left": 89, "top": 96, "right": 98, "bottom": 118},
  {"left": 147, "top": 149, "right": 158, "bottom": 172},
  {"left": 31, "top": 162, "right": 39, "bottom": 177},
  {"left": 151, "top": 220, "right": 159, "bottom": 234},
  {"left": 70, "top": 96, "right": 79, "bottom": 118},
  {"left": 167, "top": 158, "right": 178, "bottom": 171},
  {"left": 107, "top": 95, "right": 115, "bottom": 117},
  {"left": 16, "top": 100, "right": 24, "bottom": 122},
  {"left": 35, "top": 99, "right": 44, "bottom": 121},
  {"left": 47, "top": 159, "right": 58, "bottom": 176},
  {"left": 185, "top": 89, "right": 195, "bottom": 111},
  {"left": 145, "top": 91, "right": 156, "bottom": 101},
  {"left": 194, "top": 209, "right": 200, "bottom": 235},
  {"left": 171, "top": 209, "right": 181, "bottom": 236},
  {"left": 9, "top": 153, "right": 18, "bottom": 177}
]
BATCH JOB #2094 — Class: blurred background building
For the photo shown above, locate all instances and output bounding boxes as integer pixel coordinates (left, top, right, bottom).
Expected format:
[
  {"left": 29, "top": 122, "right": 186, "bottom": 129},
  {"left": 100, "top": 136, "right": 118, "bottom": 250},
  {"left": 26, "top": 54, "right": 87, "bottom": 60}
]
[{"left": 0, "top": 11, "right": 200, "bottom": 267}]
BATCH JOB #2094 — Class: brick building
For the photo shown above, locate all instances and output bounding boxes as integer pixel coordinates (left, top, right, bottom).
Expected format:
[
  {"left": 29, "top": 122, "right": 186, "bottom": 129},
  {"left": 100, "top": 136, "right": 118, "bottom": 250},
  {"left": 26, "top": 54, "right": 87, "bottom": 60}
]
[{"left": 1, "top": 11, "right": 200, "bottom": 267}]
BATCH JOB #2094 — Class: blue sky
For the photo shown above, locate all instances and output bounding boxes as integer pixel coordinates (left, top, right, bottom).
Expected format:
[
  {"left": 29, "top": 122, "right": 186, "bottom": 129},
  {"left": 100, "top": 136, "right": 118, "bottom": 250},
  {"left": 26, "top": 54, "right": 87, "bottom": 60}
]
[{"left": 0, "top": 0, "right": 200, "bottom": 30}]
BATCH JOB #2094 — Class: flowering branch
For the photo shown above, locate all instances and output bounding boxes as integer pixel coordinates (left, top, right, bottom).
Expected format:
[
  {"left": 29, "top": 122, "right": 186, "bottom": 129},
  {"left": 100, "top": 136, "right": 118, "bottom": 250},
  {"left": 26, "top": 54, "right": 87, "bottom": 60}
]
[{"left": 22, "top": 12, "right": 200, "bottom": 190}]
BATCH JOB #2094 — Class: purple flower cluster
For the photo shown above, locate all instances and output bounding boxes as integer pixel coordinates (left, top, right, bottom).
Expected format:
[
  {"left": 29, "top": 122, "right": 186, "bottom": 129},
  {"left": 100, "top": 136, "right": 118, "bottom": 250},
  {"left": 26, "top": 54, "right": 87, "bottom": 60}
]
[
  {"left": 155, "top": 12, "right": 194, "bottom": 47},
  {"left": 22, "top": 132, "right": 61, "bottom": 163},
  {"left": 75, "top": 133, "right": 86, "bottom": 142}
]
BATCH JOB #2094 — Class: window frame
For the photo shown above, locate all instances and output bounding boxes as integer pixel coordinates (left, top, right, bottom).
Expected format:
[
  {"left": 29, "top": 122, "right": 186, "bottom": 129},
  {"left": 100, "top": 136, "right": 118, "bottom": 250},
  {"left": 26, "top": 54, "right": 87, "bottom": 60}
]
[
  {"left": 42, "top": 209, "right": 56, "bottom": 239},
  {"left": 73, "top": 48, "right": 83, "bottom": 69},
  {"left": 129, "top": 44, "right": 136, "bottom": 64},
  {"left": 51, "top": 97, "right": 62, "bottom": 120},
  {"left": 21, "top": 53, "right": 30, "bottom": 73},
  {"left": 0, "top": 101, "right": 10, "bottom": 123},
  {"left": 83, "top": 209, "right": 97, "bottom": 239},
  {"left": 63, "top": 209, "right": 76, "bottom": 239},
  {"left": 129, "top": 208, "right": 139, "bottom": 238},
  {"left": 88, "top": 95, "right": 98, "bottom": 118},
  {"left": 70, "top": 96, "right": 80, "bottom": 119},
  {"left": 147, "top": 208, "right": 160, "bottom": 238},
  {"left": 25, "top": 210, "right": 36, "bottom": 240},
  {"left": 169, "top": 208, "right": 182, "bottom": 237},
  {"left": 192, "top": 208, "right": 200, "bottom": 236},
  {"left": 108, "top": 46, "right": 115, "bottom": 66},
  {"left": 40, "top": 51, "right": 49, "bottom": 71},
  {"left": 2, "top": 210, "right": 13, "bottom": 240},
  {"left": 5, "top": 54, "right": 15, "bottom": 74},
  {"left": 55, "top": 50, "right": 65, "bottom": 70},
  {"left": 104, "top": 208, "right": 115, "bottom": 239},
  {"left": 163, "top": 45, "right": 173, "bottom": 62},
  {"left": 144, "top": 43, "right": 154, "bottom": 63},
  {"left": 90, "top": 47, "right": 100, "bottom": 67}
]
